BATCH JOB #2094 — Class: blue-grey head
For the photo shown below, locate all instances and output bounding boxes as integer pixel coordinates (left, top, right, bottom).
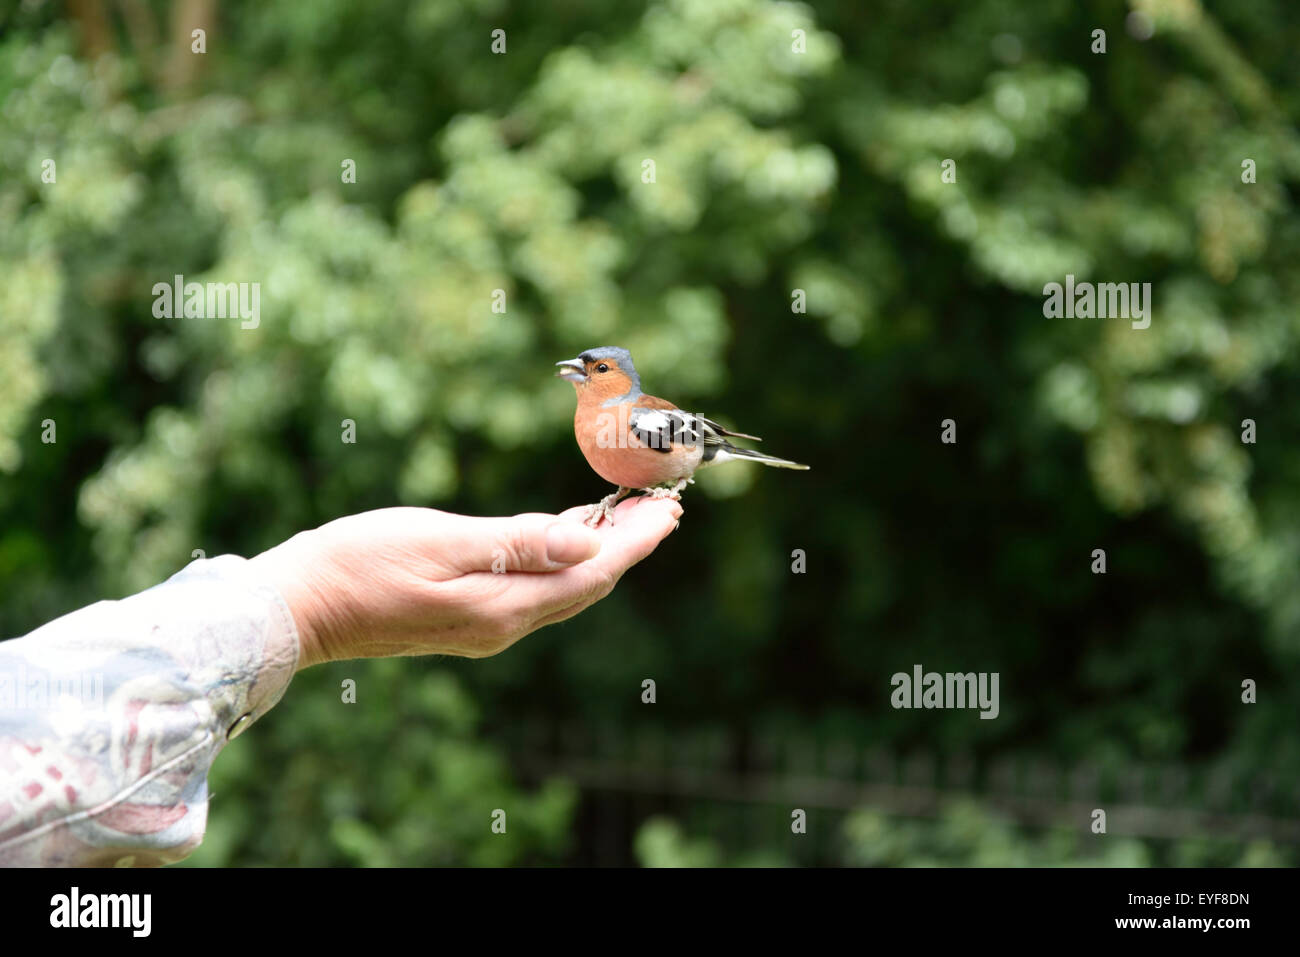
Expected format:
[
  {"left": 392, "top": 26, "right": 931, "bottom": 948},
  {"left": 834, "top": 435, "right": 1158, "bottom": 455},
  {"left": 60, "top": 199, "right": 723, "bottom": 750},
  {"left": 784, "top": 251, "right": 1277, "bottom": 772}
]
[{"left": 555, "top": 346, "right": 642, "bottom": 402}]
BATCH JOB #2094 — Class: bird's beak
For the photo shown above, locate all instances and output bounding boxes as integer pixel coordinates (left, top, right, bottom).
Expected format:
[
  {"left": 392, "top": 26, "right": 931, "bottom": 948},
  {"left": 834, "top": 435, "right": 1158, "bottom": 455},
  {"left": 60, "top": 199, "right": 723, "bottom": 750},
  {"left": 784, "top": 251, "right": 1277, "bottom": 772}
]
[{"left": 555, "top": 358, "right": 587, "bottom": 383}]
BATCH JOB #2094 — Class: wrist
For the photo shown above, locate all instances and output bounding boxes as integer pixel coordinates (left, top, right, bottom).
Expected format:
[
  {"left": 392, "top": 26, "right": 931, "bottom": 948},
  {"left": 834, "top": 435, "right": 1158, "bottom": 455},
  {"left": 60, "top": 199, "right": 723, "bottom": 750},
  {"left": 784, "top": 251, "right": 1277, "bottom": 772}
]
[{"left": 248, "top": 532, "right": 332, "bottom": 671}]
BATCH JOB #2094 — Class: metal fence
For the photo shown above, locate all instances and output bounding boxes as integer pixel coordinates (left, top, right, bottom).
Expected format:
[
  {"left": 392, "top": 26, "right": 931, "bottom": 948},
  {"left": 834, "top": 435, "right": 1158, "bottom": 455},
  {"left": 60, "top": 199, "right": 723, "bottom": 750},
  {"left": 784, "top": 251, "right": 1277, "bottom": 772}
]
[{"left": 497, "top": 718, "right": 1300, "bottom": 865}]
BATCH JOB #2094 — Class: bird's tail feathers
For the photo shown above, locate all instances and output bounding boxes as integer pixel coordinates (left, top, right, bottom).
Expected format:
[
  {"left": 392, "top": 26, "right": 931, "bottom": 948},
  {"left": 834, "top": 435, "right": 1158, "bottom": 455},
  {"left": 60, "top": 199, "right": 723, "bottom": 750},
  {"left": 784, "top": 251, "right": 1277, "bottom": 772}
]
[{"left": 717, "top": 447, "right": 810, "bottom": 470}]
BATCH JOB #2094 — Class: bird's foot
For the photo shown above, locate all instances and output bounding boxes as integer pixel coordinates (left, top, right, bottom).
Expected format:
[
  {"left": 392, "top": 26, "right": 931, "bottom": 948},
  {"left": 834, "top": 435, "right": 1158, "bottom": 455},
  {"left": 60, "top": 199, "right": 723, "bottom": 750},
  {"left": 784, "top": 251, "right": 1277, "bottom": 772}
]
[
  {"left": 584, "top": 487, "right": 631, "bottom": 527},
  {"left": 641, "top": 477, "right": 692, "bottom": 501}
]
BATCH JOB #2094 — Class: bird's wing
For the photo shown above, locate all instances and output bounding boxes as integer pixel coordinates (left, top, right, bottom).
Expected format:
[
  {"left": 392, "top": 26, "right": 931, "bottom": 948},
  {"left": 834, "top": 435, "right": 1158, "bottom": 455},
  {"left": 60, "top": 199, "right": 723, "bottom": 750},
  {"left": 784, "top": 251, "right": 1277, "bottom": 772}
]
[
  {"left": 630, "top": 403, "right": 759, "bottom": 454},
  {"left": 629, "top": 406, "right": 699, "bottom": 454}
]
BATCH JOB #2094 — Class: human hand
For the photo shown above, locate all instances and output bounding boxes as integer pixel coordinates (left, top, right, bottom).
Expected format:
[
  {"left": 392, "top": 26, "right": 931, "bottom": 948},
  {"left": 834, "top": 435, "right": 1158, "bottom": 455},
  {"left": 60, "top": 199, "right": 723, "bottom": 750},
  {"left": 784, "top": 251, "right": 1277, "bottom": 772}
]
[{"left": 247, "top": 498, "right": 682, "bottom": 669}]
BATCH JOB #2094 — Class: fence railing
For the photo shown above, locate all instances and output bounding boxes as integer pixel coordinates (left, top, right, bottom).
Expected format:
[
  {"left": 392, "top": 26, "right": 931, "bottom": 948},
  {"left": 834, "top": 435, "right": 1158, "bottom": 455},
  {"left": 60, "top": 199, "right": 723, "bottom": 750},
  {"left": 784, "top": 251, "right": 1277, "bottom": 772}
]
[{"left": 496, "top": 718, "right": 1300, "bottom": 860}]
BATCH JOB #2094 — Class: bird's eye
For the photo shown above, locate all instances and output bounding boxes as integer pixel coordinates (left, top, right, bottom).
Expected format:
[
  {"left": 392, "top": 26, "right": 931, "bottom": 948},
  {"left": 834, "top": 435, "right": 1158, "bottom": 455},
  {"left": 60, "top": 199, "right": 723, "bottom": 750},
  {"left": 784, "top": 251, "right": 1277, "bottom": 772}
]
[{"left": 596, "top": 363, "right": 609, "bottom": 373}]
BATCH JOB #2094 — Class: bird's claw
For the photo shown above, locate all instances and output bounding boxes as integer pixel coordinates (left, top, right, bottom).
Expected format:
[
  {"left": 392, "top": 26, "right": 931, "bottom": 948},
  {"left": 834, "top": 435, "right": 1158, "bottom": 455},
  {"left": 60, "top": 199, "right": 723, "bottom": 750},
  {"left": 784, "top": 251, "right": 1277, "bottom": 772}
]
[
  {"left": 584, "top": 488, "right": 630, "bottom": 527},
  {"left": 642, "top": 477, "right": 691, "bottom": 501}
]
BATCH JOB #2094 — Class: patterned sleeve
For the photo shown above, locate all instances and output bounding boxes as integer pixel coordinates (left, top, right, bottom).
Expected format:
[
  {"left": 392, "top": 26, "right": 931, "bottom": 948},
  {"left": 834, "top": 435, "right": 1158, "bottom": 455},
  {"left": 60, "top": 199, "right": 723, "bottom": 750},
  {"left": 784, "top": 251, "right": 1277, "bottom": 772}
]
[{"left": 0, "top": 555, "right": 299, "bottom": 867}]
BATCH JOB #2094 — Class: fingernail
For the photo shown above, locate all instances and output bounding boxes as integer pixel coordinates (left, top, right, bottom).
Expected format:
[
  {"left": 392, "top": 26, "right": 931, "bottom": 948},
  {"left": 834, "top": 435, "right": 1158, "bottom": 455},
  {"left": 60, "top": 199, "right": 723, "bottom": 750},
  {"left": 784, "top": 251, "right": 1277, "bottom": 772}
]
[{"left": 546, "top": 523, "right": 601, "bottom": 564}]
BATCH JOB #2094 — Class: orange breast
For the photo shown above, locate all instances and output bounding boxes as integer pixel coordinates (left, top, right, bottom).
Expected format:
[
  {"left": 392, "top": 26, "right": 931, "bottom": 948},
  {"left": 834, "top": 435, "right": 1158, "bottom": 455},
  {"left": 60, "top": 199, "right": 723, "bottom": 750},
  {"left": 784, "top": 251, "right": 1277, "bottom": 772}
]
[{"left": 574, "top": 403, "right": 701, "bottom": 488}]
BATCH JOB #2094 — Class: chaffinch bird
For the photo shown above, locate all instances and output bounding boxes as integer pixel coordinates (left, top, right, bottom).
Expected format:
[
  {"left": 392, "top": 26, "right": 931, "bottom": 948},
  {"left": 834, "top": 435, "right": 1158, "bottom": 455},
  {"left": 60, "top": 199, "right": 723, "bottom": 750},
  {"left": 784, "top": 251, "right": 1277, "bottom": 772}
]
[{"left": 556, "top": 346, "right": 809, "bottom": 526}]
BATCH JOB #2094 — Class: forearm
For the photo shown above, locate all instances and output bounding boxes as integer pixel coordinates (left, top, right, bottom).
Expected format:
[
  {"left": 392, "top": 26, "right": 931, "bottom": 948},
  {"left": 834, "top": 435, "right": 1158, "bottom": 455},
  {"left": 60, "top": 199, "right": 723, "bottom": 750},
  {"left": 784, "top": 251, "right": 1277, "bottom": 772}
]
[{"left": 0, "top": 556, "right": 298, "bottom": 867}]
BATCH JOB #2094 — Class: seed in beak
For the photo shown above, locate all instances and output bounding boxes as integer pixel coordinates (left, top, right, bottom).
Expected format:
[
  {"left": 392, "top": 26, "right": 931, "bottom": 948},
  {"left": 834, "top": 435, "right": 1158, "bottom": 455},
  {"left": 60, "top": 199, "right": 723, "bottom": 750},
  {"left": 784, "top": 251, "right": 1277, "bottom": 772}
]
[{"left": 555, "top": 359, "right": 587, "bottom": 383}]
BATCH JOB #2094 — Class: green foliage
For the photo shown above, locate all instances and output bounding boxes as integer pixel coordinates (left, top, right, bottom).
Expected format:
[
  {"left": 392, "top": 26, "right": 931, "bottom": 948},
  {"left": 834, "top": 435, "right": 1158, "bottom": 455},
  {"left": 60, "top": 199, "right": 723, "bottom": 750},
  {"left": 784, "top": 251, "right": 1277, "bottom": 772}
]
[
  {"left": 842, "top": 802, "right": 1152, "bottom": 868},
  {"left": 2, "top": 0, "right": 1298, "bottom": 865},
  {"left": 183, "top": 662, "right": 575, "bottom": 866},
  {"left": 635, "top": 816, "right": 789, "bottom": 867}
]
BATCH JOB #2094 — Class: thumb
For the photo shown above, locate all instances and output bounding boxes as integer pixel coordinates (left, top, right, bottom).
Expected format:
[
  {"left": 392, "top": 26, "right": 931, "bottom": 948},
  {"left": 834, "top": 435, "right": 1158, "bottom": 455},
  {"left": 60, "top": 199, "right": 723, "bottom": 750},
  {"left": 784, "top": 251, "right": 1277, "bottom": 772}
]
[{"left": 455, "top": 513, "right": 602, "bottom": 573}]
